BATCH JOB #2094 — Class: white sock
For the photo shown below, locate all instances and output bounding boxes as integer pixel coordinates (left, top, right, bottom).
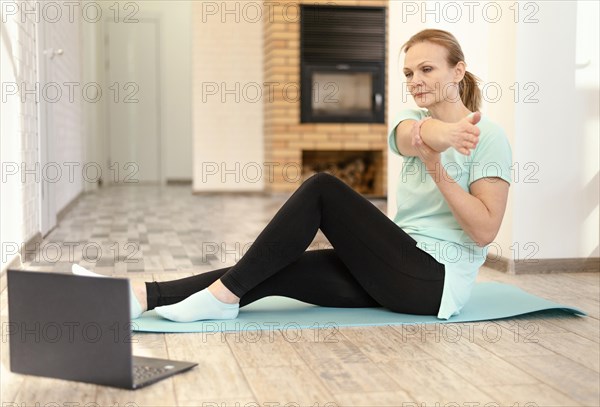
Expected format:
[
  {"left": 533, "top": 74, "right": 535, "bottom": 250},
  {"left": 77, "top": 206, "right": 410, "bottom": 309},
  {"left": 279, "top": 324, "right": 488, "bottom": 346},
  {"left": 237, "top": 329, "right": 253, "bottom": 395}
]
[
  {"left": 71, "top": 264, "right": 144, "bottom": 319},
  {"left": 154, "top": 288, "right": 239, "bottom": 323}
]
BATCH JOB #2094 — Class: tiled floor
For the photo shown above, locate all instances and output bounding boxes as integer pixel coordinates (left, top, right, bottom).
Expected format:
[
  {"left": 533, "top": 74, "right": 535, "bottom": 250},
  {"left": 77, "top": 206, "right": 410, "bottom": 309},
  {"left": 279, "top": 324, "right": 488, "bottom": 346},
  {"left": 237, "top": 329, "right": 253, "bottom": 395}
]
[
  {"left": 1, "top": 184, "right": 598, "bottom": 406},
  {"left": 22, "top": 184, "right": 379, "bottom": 275}
]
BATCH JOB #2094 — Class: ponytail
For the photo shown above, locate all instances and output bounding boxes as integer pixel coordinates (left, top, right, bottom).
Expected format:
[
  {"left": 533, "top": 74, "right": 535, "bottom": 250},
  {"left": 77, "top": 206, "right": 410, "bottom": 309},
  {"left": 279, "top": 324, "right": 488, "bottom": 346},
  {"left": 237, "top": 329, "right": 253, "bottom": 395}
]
[{"left": 459, "top": 70, "right": 482, "bottom": 112}]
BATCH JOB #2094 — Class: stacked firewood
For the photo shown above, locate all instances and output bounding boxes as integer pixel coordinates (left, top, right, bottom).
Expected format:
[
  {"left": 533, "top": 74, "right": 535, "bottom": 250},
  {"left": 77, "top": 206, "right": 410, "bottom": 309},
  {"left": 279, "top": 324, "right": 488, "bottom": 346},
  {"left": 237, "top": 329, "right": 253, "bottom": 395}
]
[{"left": 302, "top": 156, "right": 376, "bottom": 194}]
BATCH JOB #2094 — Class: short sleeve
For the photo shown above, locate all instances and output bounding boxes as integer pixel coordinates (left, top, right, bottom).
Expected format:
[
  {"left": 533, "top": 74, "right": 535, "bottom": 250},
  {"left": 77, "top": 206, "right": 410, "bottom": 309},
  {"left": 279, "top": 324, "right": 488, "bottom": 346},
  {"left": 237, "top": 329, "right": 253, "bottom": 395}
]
[
  {"left": 468, "top": 125, "right": 513, "bottom": 187},
  {"left": 388, "top": 109, "right": 427, "bottom": 156}
]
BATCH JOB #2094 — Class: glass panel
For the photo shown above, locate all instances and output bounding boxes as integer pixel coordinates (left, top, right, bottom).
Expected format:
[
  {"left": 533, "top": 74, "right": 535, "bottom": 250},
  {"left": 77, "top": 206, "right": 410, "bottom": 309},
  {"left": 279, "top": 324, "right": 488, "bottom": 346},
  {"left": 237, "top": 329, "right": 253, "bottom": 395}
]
[{"left": 311, "top": 72, "right": 372, "bottom": 116}]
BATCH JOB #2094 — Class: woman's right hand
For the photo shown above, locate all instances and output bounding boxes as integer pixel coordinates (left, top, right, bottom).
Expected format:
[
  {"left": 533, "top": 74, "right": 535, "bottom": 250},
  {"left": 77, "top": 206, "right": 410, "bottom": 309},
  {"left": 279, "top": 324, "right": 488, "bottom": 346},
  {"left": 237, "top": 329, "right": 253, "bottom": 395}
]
[{"left": 445, "top": 111, "right": 482, "bottom": 155}]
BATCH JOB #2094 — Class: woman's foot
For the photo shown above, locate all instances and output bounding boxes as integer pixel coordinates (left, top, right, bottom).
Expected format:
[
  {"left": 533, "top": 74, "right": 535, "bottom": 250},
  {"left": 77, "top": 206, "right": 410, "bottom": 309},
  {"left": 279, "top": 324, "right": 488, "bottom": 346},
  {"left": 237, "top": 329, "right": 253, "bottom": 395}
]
[
  {"left": 207, "top": 278, "right": 240, "bottom": 304},
  {"left": 154, "top": 279, "right": 240, "bottom": 323},
  {"left": 71, "top": 264, "right": 147, "bottom": 318},
  {"left": 130, "top": 280, "right": 148, "bottom": 313}
]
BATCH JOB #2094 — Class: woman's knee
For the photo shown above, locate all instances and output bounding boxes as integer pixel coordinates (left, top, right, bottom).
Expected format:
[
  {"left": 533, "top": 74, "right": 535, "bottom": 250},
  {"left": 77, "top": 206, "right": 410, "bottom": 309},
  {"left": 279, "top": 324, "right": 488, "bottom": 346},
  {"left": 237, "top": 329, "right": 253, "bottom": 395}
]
[
  {"left": 304, "top": 171, "right": 338, "bottom": 183},
  {"left": 315, "top": 171, "right": 341, "bottom": 183},
  {"left": 300, "top": 172, "right": 340, "bottom": 193},
  {"left": 306, "top": 172, "right": 347, "bottom": 193}
]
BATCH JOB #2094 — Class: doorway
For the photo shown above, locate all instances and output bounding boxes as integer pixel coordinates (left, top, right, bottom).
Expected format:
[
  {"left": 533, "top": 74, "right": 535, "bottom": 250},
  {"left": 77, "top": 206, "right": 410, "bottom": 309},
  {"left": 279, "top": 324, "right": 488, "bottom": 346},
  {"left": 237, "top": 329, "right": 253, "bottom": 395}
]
[{"left": 105, "top": 18, "right": 162, "bottom": 184}]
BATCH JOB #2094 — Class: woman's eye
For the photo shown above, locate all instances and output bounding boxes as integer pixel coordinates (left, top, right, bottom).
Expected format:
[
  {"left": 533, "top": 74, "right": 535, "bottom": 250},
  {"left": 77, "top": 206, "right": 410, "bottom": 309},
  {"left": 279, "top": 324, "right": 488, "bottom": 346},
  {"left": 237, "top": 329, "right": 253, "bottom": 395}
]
[{"left": 405, "top": 67, "right": 431, "bottom": 78}]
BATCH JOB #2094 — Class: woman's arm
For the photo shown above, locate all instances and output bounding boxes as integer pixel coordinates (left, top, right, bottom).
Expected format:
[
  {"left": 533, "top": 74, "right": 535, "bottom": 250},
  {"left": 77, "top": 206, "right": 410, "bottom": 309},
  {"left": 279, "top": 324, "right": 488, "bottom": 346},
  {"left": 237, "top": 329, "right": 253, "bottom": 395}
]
[
  {"left": 421, "top": 113, "right": 482, "bottom": 156},
  {"left": 395, "top": 112, "right": 481, "bottom": 157},
  {"left": 426, "top": 161, "right": 510, "bottom": 247},
  {"left": 411, "top": 114, "right": 509, "bottom": 247},
  {"left": 395, "top": 118, "right": 451, "bottom": 156},
  {"left": 418, "top": 119, "right": 452, "bottom": 153}
]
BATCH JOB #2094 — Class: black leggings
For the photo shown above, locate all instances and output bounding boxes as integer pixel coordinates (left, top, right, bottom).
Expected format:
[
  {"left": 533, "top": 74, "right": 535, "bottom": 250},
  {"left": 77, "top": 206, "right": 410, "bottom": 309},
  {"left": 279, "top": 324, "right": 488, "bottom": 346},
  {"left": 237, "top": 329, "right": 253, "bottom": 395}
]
[{"left": 146, "top": 172, "right": 446, "bottom": 315}]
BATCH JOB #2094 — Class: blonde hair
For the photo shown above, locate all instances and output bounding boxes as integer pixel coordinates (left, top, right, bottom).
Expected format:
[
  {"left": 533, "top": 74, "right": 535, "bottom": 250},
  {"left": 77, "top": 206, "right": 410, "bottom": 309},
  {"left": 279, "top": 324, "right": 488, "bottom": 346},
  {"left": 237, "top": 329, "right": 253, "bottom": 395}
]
[{"left": 400, "top": 29, "right": 482, "bottom": 112}]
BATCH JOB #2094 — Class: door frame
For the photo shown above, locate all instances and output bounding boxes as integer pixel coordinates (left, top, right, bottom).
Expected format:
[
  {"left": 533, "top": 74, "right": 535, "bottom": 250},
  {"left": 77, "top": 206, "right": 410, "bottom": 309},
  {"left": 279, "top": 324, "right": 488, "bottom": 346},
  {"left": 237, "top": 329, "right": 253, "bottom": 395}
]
[{"left": 36, "top": 15, "right": 57, "bottom": 237}]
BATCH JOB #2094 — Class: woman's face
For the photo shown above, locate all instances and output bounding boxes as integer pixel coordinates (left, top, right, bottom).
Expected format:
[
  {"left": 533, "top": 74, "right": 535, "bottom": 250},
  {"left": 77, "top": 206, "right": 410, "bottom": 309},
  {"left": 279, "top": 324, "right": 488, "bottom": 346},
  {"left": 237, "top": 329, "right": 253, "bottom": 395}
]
[{"left": 403, "top": 41, "right": 465, "bottom": 108}]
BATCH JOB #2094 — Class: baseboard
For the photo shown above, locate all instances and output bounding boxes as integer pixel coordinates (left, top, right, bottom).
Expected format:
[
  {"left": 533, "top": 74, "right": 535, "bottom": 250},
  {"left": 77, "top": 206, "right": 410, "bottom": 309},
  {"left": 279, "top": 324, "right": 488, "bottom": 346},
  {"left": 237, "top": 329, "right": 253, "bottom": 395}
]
[
  {"left": 192, "top": 190, "right": 269, "bottom": 196},
  {"left": 484, "top": 255, "right": 600, "bottom": 274},
  {"left": 0, "top": 191, "right": 84, "bottom": 278},
  {"left": 1, "top": 248, "right": 26, "bottom": 273},
  {"left": 0, "top": 250, "right": 24, "bottom": 292},
  {"left": 0, "top": 231, "right": 42, "bottom": 282},
  {"left": 56, "top": 190, "right": 85, "bottom": 224},
  {"left": 483, "top": 255, "right": 513, "bottom": 273},
  {"left": 166, "top": 178, "right": 192, "bottom": 185}
]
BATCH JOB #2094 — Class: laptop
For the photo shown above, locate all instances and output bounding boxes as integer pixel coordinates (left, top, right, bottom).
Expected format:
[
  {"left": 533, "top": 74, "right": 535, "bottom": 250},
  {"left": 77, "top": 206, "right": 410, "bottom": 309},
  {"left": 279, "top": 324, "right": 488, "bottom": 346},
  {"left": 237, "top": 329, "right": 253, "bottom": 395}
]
[{"left": 6, "top": 269, "right": 198, "bottom": 389}]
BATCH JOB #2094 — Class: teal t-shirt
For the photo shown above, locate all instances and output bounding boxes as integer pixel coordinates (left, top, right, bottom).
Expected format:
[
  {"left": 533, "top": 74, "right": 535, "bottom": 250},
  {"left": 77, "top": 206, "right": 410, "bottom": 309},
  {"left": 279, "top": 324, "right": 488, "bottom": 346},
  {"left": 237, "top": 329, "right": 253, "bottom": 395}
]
[{"left": 388, "top": 108, "right": 513, "bottom": 319}]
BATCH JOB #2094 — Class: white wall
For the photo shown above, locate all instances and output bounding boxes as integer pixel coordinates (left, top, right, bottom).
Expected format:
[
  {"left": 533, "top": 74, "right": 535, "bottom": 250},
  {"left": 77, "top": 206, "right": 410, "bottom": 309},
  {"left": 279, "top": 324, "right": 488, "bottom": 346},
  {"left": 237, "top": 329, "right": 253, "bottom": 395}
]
[
  {"left": 47, "top": 9, "right": 84, "bottom": 212},
  {"left": 575, "top": 0, "right": 600, "bottom": 257},
  {"left": 1, "top": 1, "right": 84, "bottom": 271},
  {"left": 191, "top": 0, "right": 264, "bottom": 192},
  {"left": 1, "top": 0, "right": 41, "bottom": 270},
  {"left": 387, "top": 1, "right": 599, "bottom": 262},
  {"left": 514, "top": 1, "right": 598, "bottom": 259}
]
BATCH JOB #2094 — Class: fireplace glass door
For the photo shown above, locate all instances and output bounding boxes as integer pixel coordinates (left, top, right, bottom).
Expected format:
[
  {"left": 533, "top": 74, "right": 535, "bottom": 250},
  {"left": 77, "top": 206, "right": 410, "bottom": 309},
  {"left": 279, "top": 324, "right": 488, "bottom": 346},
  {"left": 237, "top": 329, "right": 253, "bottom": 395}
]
[{"left": 301, "top": 63, "right": 384, "bottom": 123}]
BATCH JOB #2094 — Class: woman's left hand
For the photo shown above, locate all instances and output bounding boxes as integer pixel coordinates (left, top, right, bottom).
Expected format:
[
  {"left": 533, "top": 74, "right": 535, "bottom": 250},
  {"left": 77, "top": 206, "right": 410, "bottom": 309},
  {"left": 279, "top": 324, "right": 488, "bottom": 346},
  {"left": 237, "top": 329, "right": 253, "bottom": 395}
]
[{"left": 411, "top": 120, "right": 441, "bottom": 170}]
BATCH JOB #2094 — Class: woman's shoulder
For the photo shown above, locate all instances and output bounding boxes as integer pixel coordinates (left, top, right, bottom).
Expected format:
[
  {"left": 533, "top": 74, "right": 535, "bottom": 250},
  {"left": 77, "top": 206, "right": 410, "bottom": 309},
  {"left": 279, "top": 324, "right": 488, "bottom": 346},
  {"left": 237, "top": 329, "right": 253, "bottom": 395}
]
[
  {"left": 477, "top": 113, "right": 503, "bottom": 130},
  {"left": 477, "top": 114, "right": 508, "bottom": 140},
  {"left": 473, "top": 114, "right": 513, "bottom": 156}
]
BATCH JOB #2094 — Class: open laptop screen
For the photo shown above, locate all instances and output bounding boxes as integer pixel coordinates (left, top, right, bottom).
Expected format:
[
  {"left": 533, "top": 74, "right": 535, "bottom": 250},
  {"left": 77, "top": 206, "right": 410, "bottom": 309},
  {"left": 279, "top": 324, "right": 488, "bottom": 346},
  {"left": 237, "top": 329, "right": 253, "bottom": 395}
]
[{"left": 7, "top": 270, "right": 135, "bottom": 388}]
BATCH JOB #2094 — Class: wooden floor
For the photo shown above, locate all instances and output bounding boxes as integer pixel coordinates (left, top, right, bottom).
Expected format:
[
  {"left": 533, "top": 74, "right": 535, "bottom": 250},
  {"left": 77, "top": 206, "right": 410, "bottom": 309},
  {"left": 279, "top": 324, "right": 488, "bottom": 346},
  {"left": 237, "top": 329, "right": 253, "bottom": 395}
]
[{"left": 1, "top": 185, "right": 598, "bottom": 406}]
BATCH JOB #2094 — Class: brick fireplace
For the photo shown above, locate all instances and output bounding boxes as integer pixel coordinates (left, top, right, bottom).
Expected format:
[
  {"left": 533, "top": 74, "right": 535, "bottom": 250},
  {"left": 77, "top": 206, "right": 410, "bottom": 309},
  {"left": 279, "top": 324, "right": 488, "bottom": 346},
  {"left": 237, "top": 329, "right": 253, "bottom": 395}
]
[{"left": 264, "top": 0, "right": 389, "bottom": 197}]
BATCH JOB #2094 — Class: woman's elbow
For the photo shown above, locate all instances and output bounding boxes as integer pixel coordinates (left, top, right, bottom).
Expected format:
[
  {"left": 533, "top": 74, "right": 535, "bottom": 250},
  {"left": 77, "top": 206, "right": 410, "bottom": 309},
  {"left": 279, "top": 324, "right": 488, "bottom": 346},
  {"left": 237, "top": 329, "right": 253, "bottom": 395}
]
[
  {"left": 475, "top": 239, "right": 491, "bottom": 248},
  {"left": 471, "top": 229, "right": 496, "bottom": 247}
]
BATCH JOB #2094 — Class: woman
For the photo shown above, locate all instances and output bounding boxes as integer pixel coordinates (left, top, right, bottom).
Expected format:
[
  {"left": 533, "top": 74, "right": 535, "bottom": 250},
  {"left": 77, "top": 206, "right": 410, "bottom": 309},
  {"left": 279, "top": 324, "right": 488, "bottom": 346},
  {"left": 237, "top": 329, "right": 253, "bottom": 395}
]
[{"left": 74, "top": 29, "right": 512, "bottom": 322}]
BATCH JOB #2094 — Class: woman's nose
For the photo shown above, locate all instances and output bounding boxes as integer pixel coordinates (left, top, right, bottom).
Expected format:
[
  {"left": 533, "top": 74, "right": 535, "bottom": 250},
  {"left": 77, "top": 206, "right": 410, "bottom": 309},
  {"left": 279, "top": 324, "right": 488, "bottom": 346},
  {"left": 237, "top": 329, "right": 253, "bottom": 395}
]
[{"left": 409, "top": 77, "right": 425, "bottom": 90}]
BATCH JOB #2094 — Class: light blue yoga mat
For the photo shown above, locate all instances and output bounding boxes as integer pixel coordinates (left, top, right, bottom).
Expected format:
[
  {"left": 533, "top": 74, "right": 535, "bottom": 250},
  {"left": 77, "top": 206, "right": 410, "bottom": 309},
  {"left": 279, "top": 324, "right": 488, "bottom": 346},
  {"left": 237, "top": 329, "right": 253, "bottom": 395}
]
[{"left": 130, "top": 281, "right": 587, "bottom": 333}]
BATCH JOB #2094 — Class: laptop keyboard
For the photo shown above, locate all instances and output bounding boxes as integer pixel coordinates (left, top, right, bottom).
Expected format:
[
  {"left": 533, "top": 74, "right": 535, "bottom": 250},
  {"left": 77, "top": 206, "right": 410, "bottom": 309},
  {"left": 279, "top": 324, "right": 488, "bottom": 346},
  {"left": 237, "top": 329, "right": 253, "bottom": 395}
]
[{"left": 133, "top": 364, "right": 173, "bottom": 382}]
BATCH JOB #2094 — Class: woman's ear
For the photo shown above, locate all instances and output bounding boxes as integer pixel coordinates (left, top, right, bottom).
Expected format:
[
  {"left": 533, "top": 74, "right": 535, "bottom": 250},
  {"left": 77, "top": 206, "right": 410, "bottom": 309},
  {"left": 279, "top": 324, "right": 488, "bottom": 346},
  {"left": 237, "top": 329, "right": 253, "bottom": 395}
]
[{"left": 454, "top": 61, "right": 467, "bottom": 82}]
